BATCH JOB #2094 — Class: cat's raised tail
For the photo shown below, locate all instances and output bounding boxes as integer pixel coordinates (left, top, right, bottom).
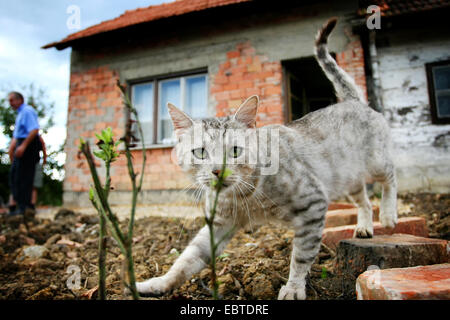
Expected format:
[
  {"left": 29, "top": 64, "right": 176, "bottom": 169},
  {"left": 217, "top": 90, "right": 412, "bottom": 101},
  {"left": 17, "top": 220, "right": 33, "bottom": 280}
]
[{"left": 314, "top": 17, "right": 366, "bottom": 103}]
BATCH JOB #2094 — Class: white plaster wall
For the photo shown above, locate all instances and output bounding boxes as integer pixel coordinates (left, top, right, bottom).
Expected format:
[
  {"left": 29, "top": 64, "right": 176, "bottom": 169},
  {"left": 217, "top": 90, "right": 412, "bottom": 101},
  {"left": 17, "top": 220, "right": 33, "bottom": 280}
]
[{"left": 377, "top": 35, "right": 450, "bottom": 192}]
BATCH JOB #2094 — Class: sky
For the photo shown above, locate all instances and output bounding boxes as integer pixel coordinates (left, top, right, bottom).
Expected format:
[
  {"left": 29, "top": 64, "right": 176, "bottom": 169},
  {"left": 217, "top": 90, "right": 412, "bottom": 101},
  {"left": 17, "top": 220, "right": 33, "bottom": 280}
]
[{"left": 0, "top": 0, "right": 171, "bottom": 155}]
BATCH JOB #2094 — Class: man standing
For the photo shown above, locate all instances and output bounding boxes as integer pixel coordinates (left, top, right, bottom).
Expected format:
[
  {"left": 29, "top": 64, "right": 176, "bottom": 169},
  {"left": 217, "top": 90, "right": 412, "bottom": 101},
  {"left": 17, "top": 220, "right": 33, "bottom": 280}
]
[
  {"left": 7, "top": 135, "right": 46, "bottom": 212},
  {"left": 8, "top": 91, "right": 40, "bottom": 216}
]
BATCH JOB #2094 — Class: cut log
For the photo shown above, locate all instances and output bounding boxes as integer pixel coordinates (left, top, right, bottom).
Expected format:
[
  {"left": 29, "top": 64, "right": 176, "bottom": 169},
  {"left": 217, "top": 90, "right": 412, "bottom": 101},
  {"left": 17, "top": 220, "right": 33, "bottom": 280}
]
[{"left": 335, "top": 233, "right": 449, "bottom": 277}]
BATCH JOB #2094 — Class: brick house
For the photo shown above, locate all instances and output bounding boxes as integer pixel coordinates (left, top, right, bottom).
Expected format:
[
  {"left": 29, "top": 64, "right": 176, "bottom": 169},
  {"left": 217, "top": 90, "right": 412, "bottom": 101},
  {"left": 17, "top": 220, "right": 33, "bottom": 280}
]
[{"left": 44, "top": 0, "right": 450, "bottom": 207}]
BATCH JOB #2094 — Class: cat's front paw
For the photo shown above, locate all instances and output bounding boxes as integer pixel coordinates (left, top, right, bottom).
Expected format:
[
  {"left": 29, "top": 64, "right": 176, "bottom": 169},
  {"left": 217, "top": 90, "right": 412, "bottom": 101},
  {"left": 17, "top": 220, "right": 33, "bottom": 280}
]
[
  {"left": 277, "top": 283, "right": 306, "bottom": 300},
  {"left": 135, "top": 276, "right": 172, "bottom": 297}
]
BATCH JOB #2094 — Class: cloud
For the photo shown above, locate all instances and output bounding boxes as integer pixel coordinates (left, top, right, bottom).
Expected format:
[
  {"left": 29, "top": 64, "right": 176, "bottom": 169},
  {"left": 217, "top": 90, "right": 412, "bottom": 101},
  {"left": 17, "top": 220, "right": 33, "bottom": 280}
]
[
  {"left": 0, "top": 0, "right": 170, "bottom": 152},
  {"left": 0, "top": 11, "right": 70, "bottom": 150}
]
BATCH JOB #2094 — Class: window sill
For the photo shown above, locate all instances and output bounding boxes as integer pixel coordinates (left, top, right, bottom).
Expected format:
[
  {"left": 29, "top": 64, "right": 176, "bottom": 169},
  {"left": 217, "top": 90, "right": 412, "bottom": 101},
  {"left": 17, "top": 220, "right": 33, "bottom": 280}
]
[{"left": 130, "top": 143, "right": 176, "bottom": 151}]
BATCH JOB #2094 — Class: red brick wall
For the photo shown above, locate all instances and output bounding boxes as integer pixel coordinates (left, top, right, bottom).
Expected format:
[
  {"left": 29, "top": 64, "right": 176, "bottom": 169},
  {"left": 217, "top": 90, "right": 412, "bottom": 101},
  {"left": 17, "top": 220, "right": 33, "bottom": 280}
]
[
  {"left": 65, "top": 66, "right": 122, "bottom": 192},
  {"left": 65, "top": 66, "right": 190, "bottom": 194},
  {"left": 212, "top": 41, "right": 285, "bottom": 127},
  {"left": 335, "top": 35, "right": 368, "bottom": 101},
  {"left": 111, "top": 148, "right": 190, "bottom": 190},
  {"left": 64, "top": 36, "right": 367, "bottom": 197}
]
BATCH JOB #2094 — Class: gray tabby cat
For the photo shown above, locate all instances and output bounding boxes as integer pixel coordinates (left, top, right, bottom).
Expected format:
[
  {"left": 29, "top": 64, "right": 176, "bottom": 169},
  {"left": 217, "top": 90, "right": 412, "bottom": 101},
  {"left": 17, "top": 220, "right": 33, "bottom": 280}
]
[{"left": 135, "top": 17, "right": 397, "bottom": 300}]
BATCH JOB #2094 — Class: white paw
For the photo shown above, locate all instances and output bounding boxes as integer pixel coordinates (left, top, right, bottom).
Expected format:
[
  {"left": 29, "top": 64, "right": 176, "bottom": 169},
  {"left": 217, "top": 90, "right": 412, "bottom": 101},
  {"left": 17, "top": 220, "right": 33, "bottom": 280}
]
[
  {"left": 354, "top": 225, "right": 373, "bottom": 238},
  {"left": 380, "top": 211, "right": 397, "bottom": 229},
  {"left": 135, "top": 276, "right": 172, "bottom": 297},
  {"left": 277, "top": 283, "right": 306, "bottom": 300}
]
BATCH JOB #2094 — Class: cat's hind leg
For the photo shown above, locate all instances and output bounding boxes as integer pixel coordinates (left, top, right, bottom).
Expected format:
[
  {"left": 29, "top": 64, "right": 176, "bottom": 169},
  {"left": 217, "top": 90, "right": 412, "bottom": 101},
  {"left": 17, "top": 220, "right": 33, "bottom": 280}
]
[
  {"left": 376, "top": 161, "right": 398, "bottom": 229},
  {"left": 349, "top": 183, "right": 374, "bottom": 238}
]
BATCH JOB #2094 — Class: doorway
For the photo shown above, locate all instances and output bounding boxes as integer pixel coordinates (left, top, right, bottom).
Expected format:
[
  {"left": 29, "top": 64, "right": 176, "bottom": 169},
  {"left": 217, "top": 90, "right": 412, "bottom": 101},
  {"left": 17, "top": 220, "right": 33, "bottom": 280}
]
[{"left": 283, "top": 56, "right": 337, "bottom": 122}]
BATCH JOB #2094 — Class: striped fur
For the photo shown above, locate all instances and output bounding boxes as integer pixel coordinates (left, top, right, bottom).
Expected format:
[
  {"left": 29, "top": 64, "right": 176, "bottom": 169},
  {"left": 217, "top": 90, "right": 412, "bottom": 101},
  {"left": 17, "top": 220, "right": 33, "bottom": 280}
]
[
  {"left": 135, "top": 19, "right": 397, "bottom": 300},
  {"left": 314, "top": 17, "right": 366, "bottom": 103}
]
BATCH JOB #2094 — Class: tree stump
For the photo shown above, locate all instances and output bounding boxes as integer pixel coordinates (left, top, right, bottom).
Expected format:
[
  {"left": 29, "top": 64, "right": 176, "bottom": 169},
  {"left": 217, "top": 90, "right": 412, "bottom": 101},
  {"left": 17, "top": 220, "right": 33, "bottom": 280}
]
[{"left": 335, "top": 234, "right": 449, "bottom": 278}]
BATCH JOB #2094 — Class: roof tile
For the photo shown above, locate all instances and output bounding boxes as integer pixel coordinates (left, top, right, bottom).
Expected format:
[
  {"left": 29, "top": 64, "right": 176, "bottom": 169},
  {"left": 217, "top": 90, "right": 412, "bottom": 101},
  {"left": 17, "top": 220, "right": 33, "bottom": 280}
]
[{"left": 43, "top": 0, "right": 252, "bottom": 49}]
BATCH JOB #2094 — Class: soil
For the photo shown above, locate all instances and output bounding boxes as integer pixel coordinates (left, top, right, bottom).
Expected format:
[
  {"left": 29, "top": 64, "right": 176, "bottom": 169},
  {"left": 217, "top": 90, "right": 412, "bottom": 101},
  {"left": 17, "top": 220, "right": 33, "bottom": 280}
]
[
  {"left": 398, "top": 193, "right": 450, "bottom": 240},
  {"left": 0, "top": 193, "right": 448, "bottom": 300}
]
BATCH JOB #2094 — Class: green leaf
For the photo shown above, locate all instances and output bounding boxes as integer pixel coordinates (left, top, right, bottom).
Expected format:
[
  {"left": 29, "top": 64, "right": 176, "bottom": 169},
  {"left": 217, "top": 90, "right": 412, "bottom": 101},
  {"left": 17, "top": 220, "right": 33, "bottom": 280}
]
[
  {"left": 321, "top": 267, "right": 328, "bottom": 279},
  {"left": 89, "top": 187, "right": 94, "bottom": 201},
  {"left": 102, "top": 130, "right": 109, "bottom": 143},
  {"left": 106, "top": 127, "right": 113, "bottom": 138},
  {"left": 99, "top": 143, "right": 109, "bottom": 153},
  {"left": 78, "top": 138, "right": 85, "bottom": 150},
  {"left": 102, "top": 127, "right": 114, "bottom": 144},
  {"left": 217, "top": 253, "right": 229, "bottom": 260},
  {"left": 93, "top": 151, "right": 106, "bottom": 161},
  {"left": 222, "top": 168, "right": 232, "bottom": 179},
  {"left": 95, "top": 133, "right": 104, "bottom": 143}
]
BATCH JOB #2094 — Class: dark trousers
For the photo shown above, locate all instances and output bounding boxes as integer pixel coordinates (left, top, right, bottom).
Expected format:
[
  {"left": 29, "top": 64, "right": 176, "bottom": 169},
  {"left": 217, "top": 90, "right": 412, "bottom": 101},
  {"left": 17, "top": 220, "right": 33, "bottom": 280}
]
[{"left": 9, "top": 137, "right": 40, "bottom": 212}]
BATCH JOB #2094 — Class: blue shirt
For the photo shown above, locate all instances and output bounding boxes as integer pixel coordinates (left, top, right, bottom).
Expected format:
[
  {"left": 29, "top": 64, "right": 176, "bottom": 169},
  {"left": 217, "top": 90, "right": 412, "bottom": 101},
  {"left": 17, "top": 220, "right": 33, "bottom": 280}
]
[{"left": 13, "top": 103, "right": 39, "bottom": 139}]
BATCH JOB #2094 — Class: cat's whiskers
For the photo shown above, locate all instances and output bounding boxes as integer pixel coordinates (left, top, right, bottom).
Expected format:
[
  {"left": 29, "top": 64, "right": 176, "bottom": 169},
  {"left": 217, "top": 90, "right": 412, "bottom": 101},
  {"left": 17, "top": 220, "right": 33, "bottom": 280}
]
[
  {"left": 233, "top": 174, "right": 280, "bottom": 211},
  {"left": 176, "top": 181, "right": 206, "bottom": 241},
  {"left": 233, "top": 178, "right": 269, "bottom": 223},
  {"left": 179, "top": 181, "right": 201, "bottom": 195},
  {"left": 233, "top": 181, "right": 254, "bottom": 231},
  {"left": 235, "top": 177, "right": 269, "bottom": 221},
  {"left": 225, "top": 175, "right": 268, "bottom": 215},
  {"left": 231, "top": 186, "right": 238, "bottom": 225}
]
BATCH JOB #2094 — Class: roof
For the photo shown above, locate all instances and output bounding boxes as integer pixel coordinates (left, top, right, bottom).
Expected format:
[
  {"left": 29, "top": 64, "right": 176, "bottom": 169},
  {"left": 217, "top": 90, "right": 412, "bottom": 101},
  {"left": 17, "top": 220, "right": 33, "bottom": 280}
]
[
  {"left": 357, "top": 0, "right": 450, "bottom": 17},
  {"left": 43, "top": 0, "right": 252, "bottom": 50},
  {"left": 44, "top": 0, "right": 450, "bottom": 50}
]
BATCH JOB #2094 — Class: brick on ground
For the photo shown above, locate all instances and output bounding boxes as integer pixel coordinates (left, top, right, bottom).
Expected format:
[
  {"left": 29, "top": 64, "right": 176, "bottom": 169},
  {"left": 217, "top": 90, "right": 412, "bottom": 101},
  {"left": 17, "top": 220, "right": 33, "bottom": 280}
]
[
  {"left": 335, "top": 234, "right": 449, "bottom": 277},
  {"left": 322, "top": 217, "right": 428, "bottom": 249},
  {"left": 325, "top": 206, "right": 379, "bottom": 228},
  {"left": 356, "top": 263, "right": 450, "bottom": 300},
  {"left": 327, "top": 203, "right": 355, "bottom": 211}
]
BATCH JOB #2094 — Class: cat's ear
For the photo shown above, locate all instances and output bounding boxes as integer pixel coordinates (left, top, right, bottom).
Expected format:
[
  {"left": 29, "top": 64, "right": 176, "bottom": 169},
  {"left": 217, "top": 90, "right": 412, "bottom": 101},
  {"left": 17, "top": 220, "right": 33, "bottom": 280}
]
[
  {"left": 167, "top": 102, "right": 194, "bottom": 136},
  {"left": 233, "top": 95, "right": 259, "bottom": 128}
]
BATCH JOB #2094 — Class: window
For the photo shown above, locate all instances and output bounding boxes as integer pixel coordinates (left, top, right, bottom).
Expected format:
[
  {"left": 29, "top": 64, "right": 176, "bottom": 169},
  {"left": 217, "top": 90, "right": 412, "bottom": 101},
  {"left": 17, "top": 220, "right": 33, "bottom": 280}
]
[
  {"left": 426, "top": 60, "right": 450, "bottom": 124},
  {"left": 130, "top": 71, "right": 208, "bottom": 145},
  {"left": 132, "top": 82, "right": 154, "bottom": 143}
]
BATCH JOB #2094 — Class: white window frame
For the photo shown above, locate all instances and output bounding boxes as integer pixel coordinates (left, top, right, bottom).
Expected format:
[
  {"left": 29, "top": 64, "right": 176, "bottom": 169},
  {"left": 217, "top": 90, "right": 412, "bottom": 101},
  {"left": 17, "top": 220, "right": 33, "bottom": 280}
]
[
  {"left": 131, "top": 82, "right": 155, "bottom": 146},
  {"left": 129, "top": 71, "right": 208, "bottom": 148}
]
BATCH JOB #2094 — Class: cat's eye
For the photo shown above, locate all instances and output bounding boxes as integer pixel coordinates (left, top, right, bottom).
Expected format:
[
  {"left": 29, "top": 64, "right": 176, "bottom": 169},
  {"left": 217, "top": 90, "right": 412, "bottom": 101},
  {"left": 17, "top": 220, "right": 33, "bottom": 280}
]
[
  {"left": 192, "top": 147, "right": 208, "bottom": 160},
  {"left": 231, "top": 146, "right": 243, "bottom": 158}
]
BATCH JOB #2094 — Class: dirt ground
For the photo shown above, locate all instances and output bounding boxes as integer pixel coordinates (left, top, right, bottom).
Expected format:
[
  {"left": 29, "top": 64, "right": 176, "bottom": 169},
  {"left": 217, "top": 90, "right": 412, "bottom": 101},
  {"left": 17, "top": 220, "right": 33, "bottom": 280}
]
[{"left": 0, "top": 193, "right": 448, "bottom": 300}]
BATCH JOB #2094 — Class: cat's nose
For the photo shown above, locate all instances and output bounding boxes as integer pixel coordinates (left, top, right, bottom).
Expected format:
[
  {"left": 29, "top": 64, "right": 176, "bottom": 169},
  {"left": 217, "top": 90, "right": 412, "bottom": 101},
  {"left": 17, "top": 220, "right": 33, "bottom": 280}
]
[{"left": 212, "top": 169, "right": 221, "bottom": 177}]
